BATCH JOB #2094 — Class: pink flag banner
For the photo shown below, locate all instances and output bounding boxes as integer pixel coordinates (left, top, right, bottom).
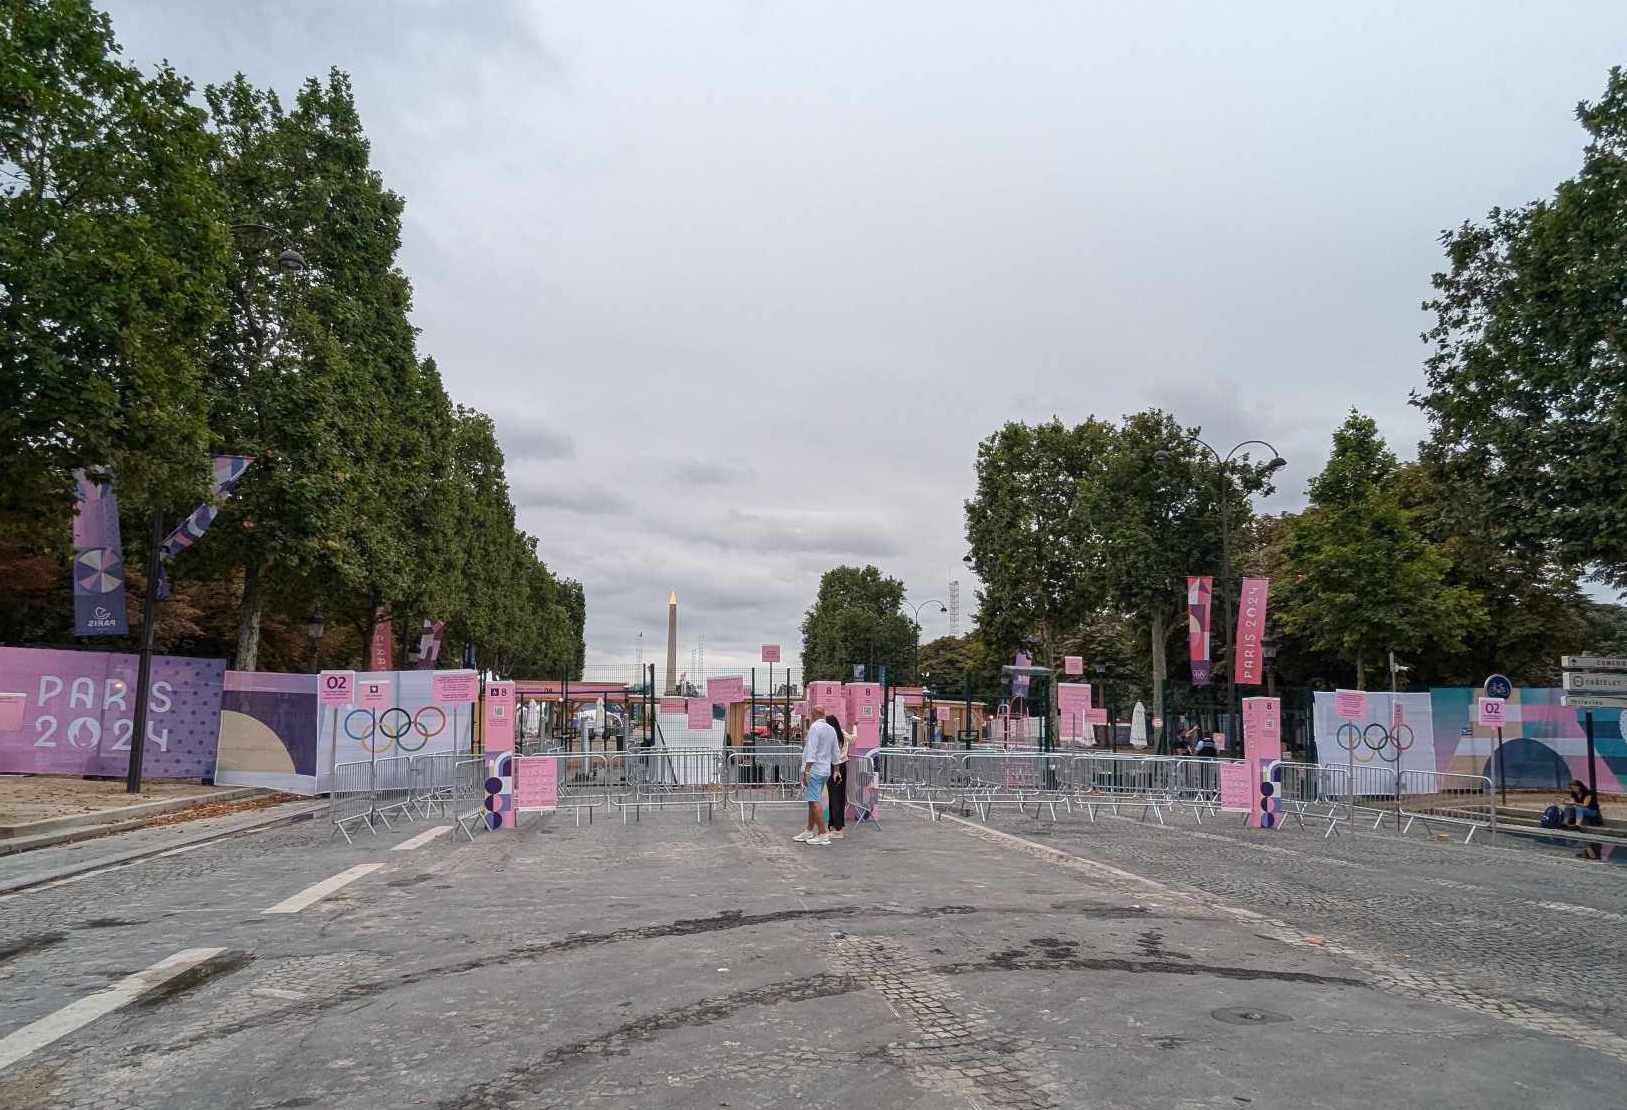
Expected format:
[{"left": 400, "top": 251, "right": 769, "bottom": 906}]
[
  {"left": 706, "top": 676, "right": 745, "bottom": 705},
  {"left": 1186, "top": 576, "right": 1213, "bottom": 686},
  {"left": 412, "top": 619, "right": 446, "bottom": 669},
  {"left": 1233, "top": 577, "right": 1270, "bottom": 685},
  {"left": 153, "top": 455, "right": 254, "bottom": 600}
]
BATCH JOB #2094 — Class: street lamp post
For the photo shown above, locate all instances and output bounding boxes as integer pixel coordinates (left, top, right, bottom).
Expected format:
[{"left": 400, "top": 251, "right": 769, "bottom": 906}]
[
  {"left": 905, "top": 598, "right": 947, "bottom": 685},
  {"left": 1155, "top": 438, "right": 1286, "bottom": 750},
  {"left": 306, "top": 609, "right": 327, "bottom": 670}
]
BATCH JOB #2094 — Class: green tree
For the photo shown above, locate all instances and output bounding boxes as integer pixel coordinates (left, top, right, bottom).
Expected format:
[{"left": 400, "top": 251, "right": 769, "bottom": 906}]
[
  {"left": 799, "top": 565, "right": 916, "bottom": 682},
  {"left": 1086, "top": 411, "right": 1269, "bottom": 747},
  {"left": 0, "top": 0, "right": 229, "bottom": 545},
  {"left": 190, "top": 70, "right": 429, "bottom": 669},
  {"left": 916, "top": 633, "right": 1000, "bottom": 696},
  {"left": 964, "top": 419, "right": 1114, "bottom": 737},
  {"left": 1418, "top": 67, "right": 1627, "bottom": 588},
  {"left": 1274, "top": 412, "right": 1485, "bottom": 689}
]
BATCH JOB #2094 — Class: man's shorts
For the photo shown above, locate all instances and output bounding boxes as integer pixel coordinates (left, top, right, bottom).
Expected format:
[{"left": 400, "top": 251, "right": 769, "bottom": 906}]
[{"left": 803, "top": 770, "right": 829, "bottom": 802}]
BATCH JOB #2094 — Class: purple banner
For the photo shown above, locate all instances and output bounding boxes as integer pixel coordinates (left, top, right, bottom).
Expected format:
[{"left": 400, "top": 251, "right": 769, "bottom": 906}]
[
  {"left": 71, "top": 470, "right": 129, "bottom": 636},
  {"left": 0, "top": 646, "right": 224, "bottom": 777},
  {"left": 156, "top": 455, "right": 254, "bottom": 600},
  {"left": 216, "top": 671, "right": 318, "bottom": 795},
  {"left": 411, "top": 619, "right": 446, "bottom": 669},
  {"left": 1012, "top": 652, "right": 1032, "bottom": 699}
]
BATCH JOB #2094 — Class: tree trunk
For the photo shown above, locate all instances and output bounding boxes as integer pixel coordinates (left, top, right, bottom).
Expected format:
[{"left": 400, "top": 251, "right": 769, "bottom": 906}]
[
  {"left": 235, "top": 559, "right": 265, "bottom": 672},
  {"left": 1151, "top": 610, "right": 1167, "bottom": 753},
  {"left": 1355, "top": 647, "right": 1365, "bottom": 691}
]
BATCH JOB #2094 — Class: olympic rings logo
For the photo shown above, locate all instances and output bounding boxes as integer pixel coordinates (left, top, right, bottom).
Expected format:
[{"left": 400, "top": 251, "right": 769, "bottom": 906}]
[
  {"left": 343, "top": 705, "right": 448, "bottom": 754},
  {"left": 1333, "top": 721, "right": 1414, "bottom": 764}
]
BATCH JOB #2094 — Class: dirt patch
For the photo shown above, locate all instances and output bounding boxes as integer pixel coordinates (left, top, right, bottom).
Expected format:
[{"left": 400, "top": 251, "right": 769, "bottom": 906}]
[
  {"left": 142, "top": 794, "right": 295, "bottom": 828},
  {"left": 0, "top": 777, "right": 223, "bottom": 825}
]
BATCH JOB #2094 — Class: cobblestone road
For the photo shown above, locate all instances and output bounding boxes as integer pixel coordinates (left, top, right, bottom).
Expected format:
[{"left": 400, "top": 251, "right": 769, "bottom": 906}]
[{"left": 0, "top": 797, "right": 1622, "bottom": 1109}]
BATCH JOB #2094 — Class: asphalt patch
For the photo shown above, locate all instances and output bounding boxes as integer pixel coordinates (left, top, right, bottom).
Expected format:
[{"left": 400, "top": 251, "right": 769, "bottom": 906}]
[{"left": 0, "top": 932, "right": 65, "bottom": 964}]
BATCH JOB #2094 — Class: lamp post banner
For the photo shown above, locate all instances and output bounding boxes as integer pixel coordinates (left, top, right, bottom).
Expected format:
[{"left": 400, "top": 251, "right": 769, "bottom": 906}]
[
  {"left": 1233, "top": 577, "right": 1270, "bottom": 685},
  {"left": 1186, "top": 576, "right": 1213, "bottom": 686},
  {"left": 70, "top": 470, "right": 129, "bottom": 637}
]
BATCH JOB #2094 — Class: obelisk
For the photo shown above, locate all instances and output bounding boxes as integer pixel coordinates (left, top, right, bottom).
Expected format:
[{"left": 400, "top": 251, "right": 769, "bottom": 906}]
[{"left": 665, "top": 591, "right": 679, "bottom": 695}]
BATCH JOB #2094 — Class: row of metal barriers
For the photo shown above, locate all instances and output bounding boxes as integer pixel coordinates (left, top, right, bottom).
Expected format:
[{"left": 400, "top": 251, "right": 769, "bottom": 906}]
[
  {"left": 328, "top": 747, "right": 1496, "bottom": 844},
  {"left": 870, "top": 750, "right": 1496, "bottom": 842}
]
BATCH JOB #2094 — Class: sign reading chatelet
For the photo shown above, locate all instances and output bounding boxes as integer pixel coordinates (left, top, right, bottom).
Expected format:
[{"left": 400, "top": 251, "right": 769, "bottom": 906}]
[{"left": 1560, "top": 655, "right": 1627, "bottom": 708}]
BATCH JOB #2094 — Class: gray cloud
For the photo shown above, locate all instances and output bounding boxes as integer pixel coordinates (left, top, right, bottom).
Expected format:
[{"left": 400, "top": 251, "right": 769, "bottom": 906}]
[{"left": 101, "top": 0, "right": 1627, "bottom": 666}]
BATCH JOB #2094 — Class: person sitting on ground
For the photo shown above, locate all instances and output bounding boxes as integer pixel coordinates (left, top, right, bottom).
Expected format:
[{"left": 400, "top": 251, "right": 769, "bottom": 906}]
[{"left": 1563, "top": 779, "right": 1602, "bottom": 829}]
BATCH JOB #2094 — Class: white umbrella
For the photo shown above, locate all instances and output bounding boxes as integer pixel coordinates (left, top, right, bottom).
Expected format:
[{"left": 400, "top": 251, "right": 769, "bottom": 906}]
[{"left": 1130, "top": 701, "right": 1149, "bottom": 748}]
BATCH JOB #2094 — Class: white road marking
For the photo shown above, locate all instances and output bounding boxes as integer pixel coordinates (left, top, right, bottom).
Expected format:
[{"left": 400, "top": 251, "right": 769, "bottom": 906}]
[
  {"left": 391, "top": 826, "right": 452, "bottom": 851},
  {"left": 0, "top": 947, "right": 226, "bottom": 1073},
  {"left": 261, "top": 863, "right": 383, "bottom": 914},
  {"left": 249, "top": 987, "right": 308, "bottom": 1001},
  {"left": 1536, "top": 900, "right": 1627, "bottom": 924}
]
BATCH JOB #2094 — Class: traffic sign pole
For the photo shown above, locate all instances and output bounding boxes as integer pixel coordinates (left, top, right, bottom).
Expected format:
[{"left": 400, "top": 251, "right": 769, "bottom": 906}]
[{"left": 1585, "top": 711, "right": 1598, "bottom": 800}]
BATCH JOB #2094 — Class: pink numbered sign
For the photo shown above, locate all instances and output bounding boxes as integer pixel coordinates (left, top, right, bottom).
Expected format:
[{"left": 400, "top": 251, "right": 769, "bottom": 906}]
[
  {"left": 686, "top": 699, "right": 713, "bottom": 731},
  {"left": 432, "top": 670, "right": 480, "bottom": 704},
  {"left": 1477, "top": 697, "right": 1507, "bottom": 728},
  {"left": 483, "top": 681, "right": 516, "bottom": 753},
  {"left": 1242, "top": 697, "right": 1282, "bottom": 762},
  {"left": 358, "top": 680, "right": 392, "bottom": 710},
  {"left": 318, "top": 670, "right": 356, "bottom": 707}
]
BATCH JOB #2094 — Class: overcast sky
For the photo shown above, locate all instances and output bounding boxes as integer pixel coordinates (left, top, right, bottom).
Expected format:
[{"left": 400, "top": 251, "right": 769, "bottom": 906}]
[{"left": 107, "top": 1, "right": 1624, "bottom": 672}]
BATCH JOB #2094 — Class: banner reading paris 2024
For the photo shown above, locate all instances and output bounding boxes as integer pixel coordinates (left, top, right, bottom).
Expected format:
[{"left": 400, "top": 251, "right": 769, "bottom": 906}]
[
  {"left": 0, "top": 646, "right": 224, "bottom": 776},
  {"left": 1234, "top": 577, "right": 1270, "bottom": 685}
]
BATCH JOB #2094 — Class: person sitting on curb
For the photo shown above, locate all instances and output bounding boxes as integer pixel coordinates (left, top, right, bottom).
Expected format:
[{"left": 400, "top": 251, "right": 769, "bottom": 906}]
[{"left": 1563, "top": 779, "right": 1602, "bottom": 829}]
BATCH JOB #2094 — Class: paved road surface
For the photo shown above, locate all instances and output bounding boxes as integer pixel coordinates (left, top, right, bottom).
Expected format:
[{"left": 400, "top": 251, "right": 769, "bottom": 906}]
[{"left": 1, "top": 796, "right": 1623, "bottom": 1108}]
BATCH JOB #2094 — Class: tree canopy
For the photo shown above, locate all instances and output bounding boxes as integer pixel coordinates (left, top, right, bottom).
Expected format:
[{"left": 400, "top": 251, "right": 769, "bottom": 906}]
[
  {"left": 0, "top": 4, "right": 584, "bottom": 677},
  {"left": 799, "top": 565, "right": 917, "bottom": 682}
]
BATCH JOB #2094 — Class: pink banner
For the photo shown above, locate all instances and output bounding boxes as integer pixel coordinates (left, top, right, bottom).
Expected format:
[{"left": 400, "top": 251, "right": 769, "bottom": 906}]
[
  {"left": 686, "top": 699, "right": 713, "bottom": 730},
  {"left": 368, "top": 611, "right": 393, "bottom": 671},
  {"left": 432, "top": 670, "right": 480, "bottom": 704},
  {"left": 658, "top": 697, "right": 686, "bottom": 714},
  {"left": 483, "top": 681, "right": 516, "bottom": 753},
  {"left": 1233, "top": 577, "right": 1269, "bottom": 685},
  {"left": 1334, "top": 689, "right": 1366, "bottom": 721},
  {"left": 1187, "top": 576, "right": 1213, "bottom": 686},
  {"left": 515, "top": 755, "right": 558, "bottom": 809},
  {"left": 1064, "top": 656, "right": 1083, "bottom": 676},
  {"left": 1218, "top": 761, "right": 1253, "bottom": 810},
  {"left": 1242, "top": 697, "right": 1281, "bottom": 762},
  {"left": 705, "top": 676, "right": 745, "bottom": 705}
]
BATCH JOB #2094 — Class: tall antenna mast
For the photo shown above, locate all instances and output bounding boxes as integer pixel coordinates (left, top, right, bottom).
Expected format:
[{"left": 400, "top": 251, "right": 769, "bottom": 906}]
[{"left": 949, "top": 580, "right": 961, "bottom": 638}]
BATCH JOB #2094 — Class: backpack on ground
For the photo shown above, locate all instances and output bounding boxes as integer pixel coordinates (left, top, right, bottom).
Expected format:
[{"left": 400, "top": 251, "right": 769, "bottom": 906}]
[{"left": 1539, "top": 804, "right": 1563, "bottom": 829}]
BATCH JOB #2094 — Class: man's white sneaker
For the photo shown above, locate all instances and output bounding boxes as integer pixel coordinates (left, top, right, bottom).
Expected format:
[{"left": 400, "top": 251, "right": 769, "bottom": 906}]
[
  {"left": 809, "top": 835, "right": 831, "bottom": 846},
  {"left": 793, "top": 830, "right": 815, "bottom": 842}
]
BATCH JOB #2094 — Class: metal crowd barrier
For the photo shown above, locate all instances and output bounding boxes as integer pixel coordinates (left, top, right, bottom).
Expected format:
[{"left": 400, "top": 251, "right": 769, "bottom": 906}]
[
  {"left": 449, "top": 756, "right": 488, "bottom": 842},
  {"left": 329, "top": 759, "right": 376, "bottom": 843},
  {"left": 371, "top": 755, "right": 416, "bottom": 826},
  {"left": 725, "top": 748, "right": 805, "bottom": 819},
  {"left": 1399, "top": 769, "right": 1496, "bottom": 842},
  {"left": 608, "top": 747, "right": 726, "bottom": 822},
  {"left": 959, "top": 752, "right": 1072, "bottom": 820}
]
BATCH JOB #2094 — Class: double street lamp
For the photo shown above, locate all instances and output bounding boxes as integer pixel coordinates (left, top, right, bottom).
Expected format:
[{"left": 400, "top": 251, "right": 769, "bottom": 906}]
[{"left": 1154, "top": 437, "right": 1286, "bottom": 745}]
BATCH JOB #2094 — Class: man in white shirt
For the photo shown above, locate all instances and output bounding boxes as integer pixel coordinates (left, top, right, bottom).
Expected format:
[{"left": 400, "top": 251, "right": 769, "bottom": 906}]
[{"left": 795, "top": 705, "right": 840, "bottom": 845}]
